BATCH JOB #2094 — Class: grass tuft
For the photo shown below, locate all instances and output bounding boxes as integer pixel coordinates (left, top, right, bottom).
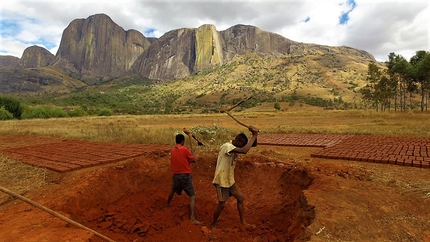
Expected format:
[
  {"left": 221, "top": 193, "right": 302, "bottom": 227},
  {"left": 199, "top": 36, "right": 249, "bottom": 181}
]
[{"left": 0, "top": 156, "right": 47, "bottom": 205}]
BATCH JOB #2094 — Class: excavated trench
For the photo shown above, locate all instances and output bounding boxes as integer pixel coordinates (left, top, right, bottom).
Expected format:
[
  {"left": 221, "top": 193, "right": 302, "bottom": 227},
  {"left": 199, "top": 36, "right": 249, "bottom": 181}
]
[{"left": 55, "top": 152, "right": 315, "bottom": 242}]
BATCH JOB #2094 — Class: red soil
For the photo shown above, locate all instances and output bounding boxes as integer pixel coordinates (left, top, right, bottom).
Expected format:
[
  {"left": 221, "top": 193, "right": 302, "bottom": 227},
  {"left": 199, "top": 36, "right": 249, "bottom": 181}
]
[{"left": 1, "top": 134, "right": 429, "bottom": 242}]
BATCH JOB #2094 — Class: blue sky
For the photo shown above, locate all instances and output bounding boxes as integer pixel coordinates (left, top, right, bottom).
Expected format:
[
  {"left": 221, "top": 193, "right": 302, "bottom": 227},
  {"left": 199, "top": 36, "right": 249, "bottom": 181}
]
[
  {"left": 339, "top": 0, "right": 357, "bottom": 25},
  {"left": 0, "top": 0, "right": 428, "bottom": 62}
]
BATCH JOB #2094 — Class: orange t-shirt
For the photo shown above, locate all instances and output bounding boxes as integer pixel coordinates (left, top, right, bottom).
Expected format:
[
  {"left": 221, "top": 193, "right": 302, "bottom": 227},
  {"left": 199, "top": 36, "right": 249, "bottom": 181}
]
[{"left": 170, "top": 144, "right": 195, "bottom": 174}]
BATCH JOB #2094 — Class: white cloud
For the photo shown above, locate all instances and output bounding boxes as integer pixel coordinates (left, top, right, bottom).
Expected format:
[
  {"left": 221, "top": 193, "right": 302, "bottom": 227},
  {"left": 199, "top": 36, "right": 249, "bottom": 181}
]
[{"left": 0, "top": 0, "right": 428, "bottom": 61}]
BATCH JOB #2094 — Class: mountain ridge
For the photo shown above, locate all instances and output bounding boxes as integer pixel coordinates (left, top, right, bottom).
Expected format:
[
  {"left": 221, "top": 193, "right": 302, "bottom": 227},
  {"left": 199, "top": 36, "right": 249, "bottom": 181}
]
[
  {"left": 0, "top": 13, "right": 375, "bottom": 81},
  {"left": 0, "top": 13, "right": 380, "bottom": 112}
]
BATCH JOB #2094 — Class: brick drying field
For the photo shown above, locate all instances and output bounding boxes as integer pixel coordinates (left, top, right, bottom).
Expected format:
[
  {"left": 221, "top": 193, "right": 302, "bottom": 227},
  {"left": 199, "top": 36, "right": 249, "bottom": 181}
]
[
  {"left": 258, "top": 134, "right": 430, "bottom": 168},
  {"left": 0, "top": 135, "right": 171, "bottom": 173}
]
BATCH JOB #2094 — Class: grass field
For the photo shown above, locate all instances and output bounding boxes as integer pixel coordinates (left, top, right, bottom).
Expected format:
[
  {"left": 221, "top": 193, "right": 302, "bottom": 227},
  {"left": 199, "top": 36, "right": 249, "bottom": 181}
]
[{"left": 0, "top": 107, "right": 429, "bottom": 146}]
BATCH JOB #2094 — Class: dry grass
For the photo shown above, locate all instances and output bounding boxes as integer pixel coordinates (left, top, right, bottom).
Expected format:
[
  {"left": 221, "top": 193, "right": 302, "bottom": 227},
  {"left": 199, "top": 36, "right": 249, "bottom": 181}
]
[
  {"left": 0, "top": 108, "right": 429, "bottom": 143},
  {"left": 0, "top": 156, "right": 48, "bottom": 205}
]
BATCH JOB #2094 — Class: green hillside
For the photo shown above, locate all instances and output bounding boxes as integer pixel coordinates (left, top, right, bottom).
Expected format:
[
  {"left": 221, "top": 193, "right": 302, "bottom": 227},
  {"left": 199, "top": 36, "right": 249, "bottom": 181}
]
[{"left": 1, "top": 52, "right": 382, "bottom": 114}]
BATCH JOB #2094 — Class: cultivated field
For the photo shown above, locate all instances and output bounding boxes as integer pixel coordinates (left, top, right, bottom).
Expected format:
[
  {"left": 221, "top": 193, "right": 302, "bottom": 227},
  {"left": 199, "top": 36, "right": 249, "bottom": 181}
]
[{"left": 1, "top": 107, "right": 429, "bottom": 241}]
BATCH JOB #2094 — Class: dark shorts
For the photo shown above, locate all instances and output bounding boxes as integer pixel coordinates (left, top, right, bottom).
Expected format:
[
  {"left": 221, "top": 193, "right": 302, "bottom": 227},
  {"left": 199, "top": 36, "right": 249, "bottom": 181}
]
[
  {"left": 213, "top": 183, "right": 241, "bottom": 202},
  {"left": 171, "top": 174, "right": 196, "bottom": 197}
]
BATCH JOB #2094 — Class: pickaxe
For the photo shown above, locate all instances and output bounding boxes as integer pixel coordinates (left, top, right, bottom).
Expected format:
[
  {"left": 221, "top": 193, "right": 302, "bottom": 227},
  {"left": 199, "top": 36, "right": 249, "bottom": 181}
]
[
  {"left": 219, "top": 96, "right": 252, "bottom": 129},
  {"left": 219, "top": 96, "right": 258, "bottom": 146},
  {"left": 183, "top": 128, "right": 204, "bottom": 146},
  {"left": 219, "top": 96, "right": 252, "bottom": 115}
]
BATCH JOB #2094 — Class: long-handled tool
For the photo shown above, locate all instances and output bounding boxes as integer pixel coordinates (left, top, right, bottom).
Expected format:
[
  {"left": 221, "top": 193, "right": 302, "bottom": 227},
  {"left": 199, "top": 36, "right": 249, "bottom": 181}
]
[
  {"left": 225, "top": 112, "right": 249, "bottom": 128},
  {"left": 219, "top": 96, "right": 252, "bottom": 114},
  {"left": 183, "top": 128, "right": 204, "bottom": 146},
  {"left": 219, "top": 96, "right": 258, "bottom": 146},
  {"left": 219, "top": 96, "right": 253, "bottom": 129}
]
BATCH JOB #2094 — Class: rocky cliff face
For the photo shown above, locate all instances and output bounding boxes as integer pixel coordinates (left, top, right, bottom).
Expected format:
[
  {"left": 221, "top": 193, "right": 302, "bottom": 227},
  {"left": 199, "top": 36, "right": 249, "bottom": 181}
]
[
  {"left": 51, "top": 14, "right": 151, "bottom": 77},
  {"left": 0, "top": 56, "right": 21, "bottom": 69},
  {"left": 194, "top": 24, "right": 224, "bottom": 71},
  {"left": 221, "top": 25, "right": 294, "bottom": 58},
  {"left": 130, "top": 24, "right": 302, "bottom": 81},
  {"left": 129, "top": 28, "right": 197, "bottom": 81},
  {"left": 1, "top": 13, "right": 376, "bottom": 84},
  {"left": 20, "top": 45, "right": 55, "bottom": 68}
]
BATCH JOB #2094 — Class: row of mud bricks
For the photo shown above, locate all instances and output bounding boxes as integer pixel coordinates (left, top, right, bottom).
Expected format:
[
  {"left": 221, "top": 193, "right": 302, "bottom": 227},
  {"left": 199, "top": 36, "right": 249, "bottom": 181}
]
[
  {"left": 1, "top": 140, "right": 171, "bottom": 173},
  {"left": 258, "top": 134, "right": 430, "bottom": 169}
]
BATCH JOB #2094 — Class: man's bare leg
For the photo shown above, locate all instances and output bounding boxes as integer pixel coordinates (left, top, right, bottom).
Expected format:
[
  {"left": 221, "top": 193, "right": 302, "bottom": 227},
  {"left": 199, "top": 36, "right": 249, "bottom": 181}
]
[
  {"left": 237, "top": 198, "right": 250, "bottom": 226},
  {"left": 211, "top": 201, "right": 225, "bottom": 229},
  {"left": 190, "top": 196, "right": 201, "bottom": 224},
  {"left": 167, "top": 189, "right": 174, "bottom": 207}
]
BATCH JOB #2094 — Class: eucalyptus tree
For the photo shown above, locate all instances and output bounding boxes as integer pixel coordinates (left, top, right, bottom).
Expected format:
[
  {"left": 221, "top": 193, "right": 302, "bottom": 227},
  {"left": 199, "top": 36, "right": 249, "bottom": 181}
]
[
  {"left": 409, "top": 50, "right": 430, "bottom": 112},
  {"left": 386, "top": 53, "right": 411, "bottom": 111},
  {"left": 360, "top": 62, "right": 384, "bottom": 111},
  {"left": 375, "top": 76, "right": 397, "bottom": 111}
]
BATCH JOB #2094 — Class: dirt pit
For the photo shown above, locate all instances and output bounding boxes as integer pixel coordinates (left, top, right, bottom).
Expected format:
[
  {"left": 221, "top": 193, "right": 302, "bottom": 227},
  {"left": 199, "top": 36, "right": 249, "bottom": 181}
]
[
  {"left": 2, "top": 135, "right": 430, "bottom": 241},
  {"left": 1, "top": 151, "right": 314, "bottom": 242}
]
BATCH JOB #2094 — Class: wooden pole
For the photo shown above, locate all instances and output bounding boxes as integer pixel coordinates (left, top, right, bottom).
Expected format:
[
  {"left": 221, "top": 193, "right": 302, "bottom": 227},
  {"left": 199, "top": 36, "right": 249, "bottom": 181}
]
[{"left": 0, "top": 185, "right": 116, "bottom": 242}]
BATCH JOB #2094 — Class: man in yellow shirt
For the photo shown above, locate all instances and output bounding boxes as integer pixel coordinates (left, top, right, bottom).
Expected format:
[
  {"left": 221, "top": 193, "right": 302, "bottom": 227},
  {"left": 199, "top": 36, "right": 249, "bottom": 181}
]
[{"left": 211, "top": 125, "right": 259, "bottom": 229}]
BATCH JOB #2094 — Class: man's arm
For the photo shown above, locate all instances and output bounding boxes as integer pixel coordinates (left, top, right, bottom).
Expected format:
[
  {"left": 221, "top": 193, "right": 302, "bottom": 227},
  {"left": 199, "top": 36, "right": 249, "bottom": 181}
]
[
  {"left": 186, "top": 147, "right": 196, "bottom": 163},
  {"left": 233, "top": 125, "right": 259, "bottom": 154}
]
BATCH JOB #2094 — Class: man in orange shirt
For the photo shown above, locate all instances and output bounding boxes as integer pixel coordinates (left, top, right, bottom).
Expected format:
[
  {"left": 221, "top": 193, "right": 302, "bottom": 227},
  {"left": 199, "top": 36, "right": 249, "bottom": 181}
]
[{"left": 167, "top": 134, "right": 201, "bottom": 224}]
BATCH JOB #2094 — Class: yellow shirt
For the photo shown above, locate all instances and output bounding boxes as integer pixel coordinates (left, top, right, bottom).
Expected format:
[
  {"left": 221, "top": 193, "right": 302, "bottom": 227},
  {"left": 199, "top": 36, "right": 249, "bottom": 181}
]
[{"left": 212, "top": 142, "right": 237, "bottom": 188}]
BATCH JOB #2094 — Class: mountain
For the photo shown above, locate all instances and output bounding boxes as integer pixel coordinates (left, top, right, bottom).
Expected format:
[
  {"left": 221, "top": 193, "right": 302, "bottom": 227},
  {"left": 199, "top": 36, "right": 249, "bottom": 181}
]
[
  {"left": 51, "top": 14, "right": 151, "bottom": 79},
  {"left": 0, "top": 56, "right": 21, "bottom": 68},
  {"left": 1, "top": 13, "right": 376, "bottom": 81},
  {"left": 0, "top": 13, "right": 379, "bottom": 111},
  {"left": 20, "top": 45, "right": 55, "bottom": 68}
]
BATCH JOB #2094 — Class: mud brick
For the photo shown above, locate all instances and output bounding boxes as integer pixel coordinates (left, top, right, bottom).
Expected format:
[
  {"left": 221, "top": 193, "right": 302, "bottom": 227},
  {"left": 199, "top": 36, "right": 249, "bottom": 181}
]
[
  {"left": 105, "top": 158, "right": 125, "bottom": 163},
  {"left": 354, "top": 156, "right": 363, "bottom": 161},
  {"left": 43, "top": 161, "right": 79, "bottom": 173},
  {"left": 377, "top": 156, "right": 385, "bottom": 162},
  {"left": 380, "top": 157, "right": 390, "bottom": 163},
  {"left": 373, "top": 158, "right": 382, "bottom": 163},
  {"left": 49, "top": 166, "right": 73, "bottom": 173},
  {"left": 97, "top": 159, "right": 116, "bottom": 164},
  {"left": 412, "top": 160, "right": 421, "bottom": 168},
  {"left": 346, "top": 156, "right": 355, "bottom": 161},
  {"left": 360, "top": 157, "right": 368, "bottom": 162},
  {"left": 421, "top": 161, "right": 430, "bottom": 168},
  {"left": 403, "top": 159, "right": 413, "bottom": 166},
  {"left": 388, "top": 154, "right": 396, "bottom": 159},
  {"left": 75, "top": 161, "right": 95, "bottom": 168},
  {"left": 369, "top": 157, "right": 378, "bottom": 162},
  {"left": 365, "top": 157, "right": 373, "bottom": 162}
]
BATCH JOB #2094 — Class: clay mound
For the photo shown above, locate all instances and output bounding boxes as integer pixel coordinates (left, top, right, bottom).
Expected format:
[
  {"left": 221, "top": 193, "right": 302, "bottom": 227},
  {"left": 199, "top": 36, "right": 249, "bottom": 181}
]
[{"left": 47, "top": 153, "right": 314, "bottom": 242}]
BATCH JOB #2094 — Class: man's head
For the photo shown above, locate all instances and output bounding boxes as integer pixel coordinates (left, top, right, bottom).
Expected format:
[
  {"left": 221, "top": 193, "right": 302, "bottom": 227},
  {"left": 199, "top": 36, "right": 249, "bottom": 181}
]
[
  {"left": 176, "top": 134, "right": 185, "bottom": 144},
  {"left": 232, "top": 133, "right": 248, "bottom": 148}
]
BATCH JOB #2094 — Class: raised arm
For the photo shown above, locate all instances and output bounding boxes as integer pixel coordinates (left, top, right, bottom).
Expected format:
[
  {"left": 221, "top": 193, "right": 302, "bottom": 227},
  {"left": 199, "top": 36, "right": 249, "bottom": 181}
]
[{"left": 233, "top": 125, "right": 259, "bottom": 154}]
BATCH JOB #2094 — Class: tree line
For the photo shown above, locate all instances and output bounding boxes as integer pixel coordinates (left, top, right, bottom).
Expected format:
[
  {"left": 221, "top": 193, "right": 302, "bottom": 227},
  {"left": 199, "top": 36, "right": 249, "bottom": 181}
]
[
  {"left": 0, "top": 96, "right": 115, "bottom": 120},
  {"left": 360, "top": 50, "right": 430, "bottom": 112}
]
